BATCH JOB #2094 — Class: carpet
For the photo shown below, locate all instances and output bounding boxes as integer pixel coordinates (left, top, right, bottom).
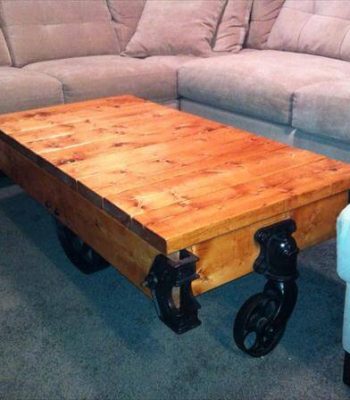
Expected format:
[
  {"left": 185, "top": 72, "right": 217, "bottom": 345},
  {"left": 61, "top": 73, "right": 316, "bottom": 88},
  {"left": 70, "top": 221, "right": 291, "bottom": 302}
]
[{"left": 0, "top": 178, "right": 349, "bottom": 400}]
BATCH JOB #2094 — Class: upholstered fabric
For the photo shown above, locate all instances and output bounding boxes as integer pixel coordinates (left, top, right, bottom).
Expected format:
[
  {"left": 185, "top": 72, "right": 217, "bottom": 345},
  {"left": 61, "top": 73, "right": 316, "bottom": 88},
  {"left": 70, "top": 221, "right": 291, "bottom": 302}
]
[
  {"left": 337, "top": 205, "right": 350, "bottom": 282},
  {"left": 0, "top": 29, "right": 10, "bottom": 65},
  {"left": 0, "top": 0, "right": 119, "bottom": 67},
  {"left": 178, "top": 50, "right": 350, "bottom": 125},
  {"left": 268, "top": 0, "right": 350, "bottom": 61},
  {"left": 124, "top": 0, "right": 226, "bottom": 57},
  {"left": 0, "top": 67, "right": 63, "bottom": 114},
  {"left": 24, "top": 55, "right": 178, "bottom": 104},
  {"left": 145, "top": 55, "right": 196, "bottom": 70},
  {"left": 106, "top": 0, "right": 146, "bottom": 52},
  {"left": 246, "top": 0, "right": 285, "bottom": 49},
  {"left": 343, "top": 283, "right": 350, "bottom": 352},
  {"left": 293, "top": 81, "right": 350, "bottom": 143},
  {"left": 337, "top": 205, "right": 350, "bottom": 352},
  {"left": 213, "top": 0, "right": 253, "bottom": 52}
]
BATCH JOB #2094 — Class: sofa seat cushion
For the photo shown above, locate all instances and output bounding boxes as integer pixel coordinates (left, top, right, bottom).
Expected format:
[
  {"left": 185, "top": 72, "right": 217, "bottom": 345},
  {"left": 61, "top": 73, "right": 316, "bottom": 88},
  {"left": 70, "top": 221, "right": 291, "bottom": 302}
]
[
  {"left": 24, "top": 55, "right": 179, "bottom": 104},
  {"left": 144, "top": 55, "right": 196, "bottom": 69},
  {"left": 178, "top": 50, "right": 350, "bottom": 124},
  {"left": 293, "top": 81, "right": 350, "bottom": 143},
  {"left": 0, "top": 67, "right": 63, "bottom": 114}
]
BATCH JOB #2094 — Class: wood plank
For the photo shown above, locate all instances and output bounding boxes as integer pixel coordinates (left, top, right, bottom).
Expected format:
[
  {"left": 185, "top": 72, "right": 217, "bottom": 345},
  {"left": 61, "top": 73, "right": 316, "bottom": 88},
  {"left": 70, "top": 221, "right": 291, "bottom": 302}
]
[
  {"left": 0, "top": 95, "right": 146, "bottom": 133},
  {"left": 0, "top": 104, "right": 179, "bottom": 166},
  {"left": 37, "top": 113, "right": 221, "bottom": 164},
  {"left": 39, "top": 127, "right": 263, "bottom": 188},
  {"left": 26, "top": 108, "right": 193, "bottom": 154},
  {"left": 1, "top": 103, "right": 175, "bottom": 148},
  {"left": 105, "top": 147, "right": 322, "bottom": 219},
  {"left": 78, "top": 137, "right": 287, "bottom": 206},
  {"left": 191, "top": 191, "right": 347, "bottom": 295},
  {"left": 0, "top": 139, "right": 160, "bottom": 292},
  {"left": 127, "top": 158, "right": 350, "bottom": 253}
]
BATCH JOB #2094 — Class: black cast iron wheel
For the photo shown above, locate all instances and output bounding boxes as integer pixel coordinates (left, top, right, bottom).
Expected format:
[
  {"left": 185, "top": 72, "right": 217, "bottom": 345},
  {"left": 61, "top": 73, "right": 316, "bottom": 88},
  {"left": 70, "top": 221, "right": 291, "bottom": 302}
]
[
  {"left": 55, "top": 220, "right": 110, "bottom": 274},
  {"left": 233, "top": 292, "right": 286, "bottom": 357}
]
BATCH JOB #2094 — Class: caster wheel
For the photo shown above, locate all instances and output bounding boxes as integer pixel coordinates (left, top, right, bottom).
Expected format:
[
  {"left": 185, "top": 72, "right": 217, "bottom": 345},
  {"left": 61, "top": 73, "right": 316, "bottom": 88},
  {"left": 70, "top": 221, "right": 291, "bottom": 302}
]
[
  {"left": 233, "top": 292, "right": 286, "bottom": 357},
  {"left": 55, "top": 220, "right": 109, "bottom": 274}
]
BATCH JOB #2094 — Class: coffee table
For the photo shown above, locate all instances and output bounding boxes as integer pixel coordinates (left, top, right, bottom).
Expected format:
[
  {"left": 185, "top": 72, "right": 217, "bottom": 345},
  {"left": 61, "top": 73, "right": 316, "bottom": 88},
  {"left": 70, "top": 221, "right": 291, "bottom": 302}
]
[{"left": 1, "top": 95, "right": 350, "bottom": 357}]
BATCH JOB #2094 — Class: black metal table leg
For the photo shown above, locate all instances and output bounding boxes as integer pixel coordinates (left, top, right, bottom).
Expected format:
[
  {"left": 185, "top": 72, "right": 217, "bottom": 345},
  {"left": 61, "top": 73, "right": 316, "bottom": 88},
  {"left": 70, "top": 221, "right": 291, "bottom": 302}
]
[
  {"left": 344, "top": 351, "right": 350, "bottom": 386},
  {"left": 143, "top": 249, "right": 201, "bottom": 334},
  {"left": 55, "top": 219, "right": 110, "bottom": 274},
  {"left": 234, "top": 219, "right": 299, "bottom": 357}
]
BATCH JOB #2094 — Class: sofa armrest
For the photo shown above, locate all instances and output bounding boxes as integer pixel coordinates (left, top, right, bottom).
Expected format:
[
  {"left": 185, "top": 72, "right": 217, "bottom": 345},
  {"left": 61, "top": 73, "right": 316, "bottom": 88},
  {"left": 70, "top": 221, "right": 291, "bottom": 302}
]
[
  {"left": 343, "top": 284, "right": 350, "bottom": 353},
  {"left": 337, "top": 205, "right": 350, "bottom": 282},
  {"left": 337, "top": 205, "right": 350, "bottom": 384},
  {"left": 337, "top": 205, "right": 350, "bottom": 351}
]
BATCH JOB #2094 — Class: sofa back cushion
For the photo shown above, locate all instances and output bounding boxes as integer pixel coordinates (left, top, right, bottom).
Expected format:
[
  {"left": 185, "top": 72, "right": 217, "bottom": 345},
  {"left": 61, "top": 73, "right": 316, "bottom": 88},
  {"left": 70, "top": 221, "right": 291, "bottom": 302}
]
[
  {"left": 267, "top": 0, "right": 350, "bottom": 61},
  {"left": 0, "top": 28, "right": 11, "bottom": 65},
  {"left": 106, "top": 0, "right": 146, "bottom": 52},
  {"left": 245, "top": 0, "right": 285, "bottom": 49},
  {"left": 124, "top": 0, "right": 226, "bottom": 57},
  {"left": 0, "top": 0, "right": 119, "bottom": 67},
  {"left": 213, "top": 0, "right": 253, "bottom": 52}
]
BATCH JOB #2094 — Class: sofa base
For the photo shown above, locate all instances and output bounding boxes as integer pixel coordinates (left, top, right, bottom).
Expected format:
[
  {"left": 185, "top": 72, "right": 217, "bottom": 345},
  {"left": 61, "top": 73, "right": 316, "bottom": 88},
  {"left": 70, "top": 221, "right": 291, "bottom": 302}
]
[
  {"left": 180, "top": 99, "right": 350, "bottom": 163},
  {"left": 344, "top": 351, "right": 350, "bottom": 386}
]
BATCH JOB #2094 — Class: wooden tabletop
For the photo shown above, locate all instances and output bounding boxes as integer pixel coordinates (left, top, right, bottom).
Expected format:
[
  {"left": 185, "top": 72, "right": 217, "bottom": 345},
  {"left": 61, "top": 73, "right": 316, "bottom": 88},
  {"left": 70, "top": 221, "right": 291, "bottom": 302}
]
[{"left": 1, "top": 95, "right": 350, "bottom": 254}]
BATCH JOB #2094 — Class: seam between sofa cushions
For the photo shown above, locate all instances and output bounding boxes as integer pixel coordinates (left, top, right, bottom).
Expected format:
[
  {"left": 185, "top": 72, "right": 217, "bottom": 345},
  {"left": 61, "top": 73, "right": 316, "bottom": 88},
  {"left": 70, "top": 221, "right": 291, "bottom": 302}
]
[
  {"left": 339, "top": 25, "right": 350, "bottom": 60},
  {"left": 289, "top": 92, "right": 296, "bottom": 126}
]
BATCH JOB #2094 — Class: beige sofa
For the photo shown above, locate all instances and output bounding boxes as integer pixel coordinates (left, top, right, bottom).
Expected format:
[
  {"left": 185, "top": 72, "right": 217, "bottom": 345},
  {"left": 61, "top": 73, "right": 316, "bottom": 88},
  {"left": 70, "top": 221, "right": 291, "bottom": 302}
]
[{"left": 0, "top": 0, "right": 350, "bottom": 163}]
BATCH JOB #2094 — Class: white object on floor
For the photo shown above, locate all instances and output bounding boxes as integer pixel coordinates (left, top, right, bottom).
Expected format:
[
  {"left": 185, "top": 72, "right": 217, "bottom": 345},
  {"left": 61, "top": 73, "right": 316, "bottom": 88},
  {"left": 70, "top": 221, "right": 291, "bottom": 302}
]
[{"left": 337, "top": 204, "right": 350, "bottom": 352}]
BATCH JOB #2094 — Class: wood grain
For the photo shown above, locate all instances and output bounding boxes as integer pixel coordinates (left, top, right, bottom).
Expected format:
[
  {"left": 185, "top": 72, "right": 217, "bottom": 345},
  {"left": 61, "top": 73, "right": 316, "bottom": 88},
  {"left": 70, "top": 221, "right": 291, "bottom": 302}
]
[
  {"left": 1, "top": 95, "right": 350, "bottom": 256},
  {"left": 1, "top": 95, "right": 350, "bottom": 297},
  {"left": 191, "top": 191, "right": 347, "bottom": 295},
  {"left": 0, "top": 139, "right": 159, "bottom": 293}
]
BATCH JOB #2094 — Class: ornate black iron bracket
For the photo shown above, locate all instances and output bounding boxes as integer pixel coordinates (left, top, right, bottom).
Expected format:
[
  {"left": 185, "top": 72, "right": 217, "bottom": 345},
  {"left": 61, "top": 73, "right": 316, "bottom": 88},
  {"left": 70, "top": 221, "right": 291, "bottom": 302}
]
[
  {"left": 234, "top": 219, "right": 300, "bottom": 357},
  {"left": 143, "top": 249, "right": 201, "bottom": 334},
  {"left": 253, "top": 219, "right": 299, "bottom": 281}
]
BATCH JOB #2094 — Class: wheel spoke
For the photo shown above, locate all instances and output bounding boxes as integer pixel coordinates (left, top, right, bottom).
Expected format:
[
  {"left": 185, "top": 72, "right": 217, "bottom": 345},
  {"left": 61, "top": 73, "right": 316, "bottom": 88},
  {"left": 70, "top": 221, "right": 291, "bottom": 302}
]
[
  {"left": 263, "top": 299, "right": 279, "bottom": 320},
  {"left": 245, "top": 304, "right": 266, "bottom": 330},
  {"left": 234, "top": 292, "right": 287, "bottom": 357}
]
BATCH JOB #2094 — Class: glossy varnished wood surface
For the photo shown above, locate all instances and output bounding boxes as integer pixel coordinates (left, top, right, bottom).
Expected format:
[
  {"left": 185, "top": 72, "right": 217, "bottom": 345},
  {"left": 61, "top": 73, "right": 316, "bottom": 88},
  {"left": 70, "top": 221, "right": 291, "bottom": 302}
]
[{"left": 1, "top": 95, "right": 350, "bottom": 255}]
